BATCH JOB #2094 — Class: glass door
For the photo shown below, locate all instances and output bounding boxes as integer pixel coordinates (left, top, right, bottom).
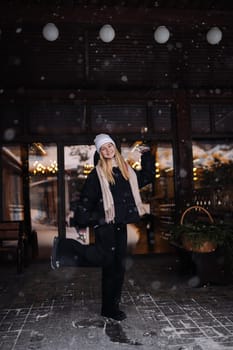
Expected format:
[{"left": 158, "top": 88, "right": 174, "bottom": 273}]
[
  {"left": 64, "top": 144, "right": 96, "bottom": 243},
  {"left": 122, "top": 141, "right": 175, "bottom": 253}
]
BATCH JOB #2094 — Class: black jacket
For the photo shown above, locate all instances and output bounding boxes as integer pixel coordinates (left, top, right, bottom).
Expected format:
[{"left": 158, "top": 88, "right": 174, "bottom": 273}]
[{"left": 74, "top": 151, "right": 154, "bottom": 227}]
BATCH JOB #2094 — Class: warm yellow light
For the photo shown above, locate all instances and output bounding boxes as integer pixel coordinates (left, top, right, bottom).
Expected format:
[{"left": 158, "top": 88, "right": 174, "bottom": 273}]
[{"left": 32, "top": 160, "right": 58, "bottom": 175}]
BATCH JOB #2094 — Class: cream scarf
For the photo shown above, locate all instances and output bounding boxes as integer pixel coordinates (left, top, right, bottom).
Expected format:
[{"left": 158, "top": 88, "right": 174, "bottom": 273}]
[{"left": 96, "top": 163, "right": 149, "bottom": 223}]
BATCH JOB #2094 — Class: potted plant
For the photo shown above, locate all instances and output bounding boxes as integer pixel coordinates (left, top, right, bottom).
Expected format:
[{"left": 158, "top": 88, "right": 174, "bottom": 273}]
[
  {"left": 168, "top": 205, "right": 233, "bottom": 285},
  {"left": 169, "top": 206, "right": 233, "bottom": 255},
  {"left": 170, "top": 220, "right": 233, "bottom": 253}
]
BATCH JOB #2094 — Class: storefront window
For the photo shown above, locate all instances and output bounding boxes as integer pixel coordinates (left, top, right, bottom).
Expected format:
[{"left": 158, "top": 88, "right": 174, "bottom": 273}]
[{"left": 192, "top": 141, "right": 233, "bottom": 213}]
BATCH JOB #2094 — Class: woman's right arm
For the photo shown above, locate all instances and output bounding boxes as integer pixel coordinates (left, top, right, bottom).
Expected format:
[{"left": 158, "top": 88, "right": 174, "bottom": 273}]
[{"left": 136, "top": 150, "right": 155, "bottom": 188}]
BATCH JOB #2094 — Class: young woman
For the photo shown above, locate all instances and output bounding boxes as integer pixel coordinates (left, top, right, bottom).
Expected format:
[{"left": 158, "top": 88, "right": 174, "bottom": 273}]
[{"left": 51, "top": 134, "right": 154, "bottom": 321}]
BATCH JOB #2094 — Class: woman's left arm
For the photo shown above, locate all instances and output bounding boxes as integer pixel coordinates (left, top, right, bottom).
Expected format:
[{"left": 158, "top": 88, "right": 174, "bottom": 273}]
[{"left": 136, "top": 151, "right": 155, "bottom": 189}]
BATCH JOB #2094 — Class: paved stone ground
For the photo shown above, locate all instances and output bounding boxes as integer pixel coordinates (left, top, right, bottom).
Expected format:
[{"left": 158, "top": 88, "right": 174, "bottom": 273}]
[{"left": 1, "top": 254, "right": 233, "bottom": 349}]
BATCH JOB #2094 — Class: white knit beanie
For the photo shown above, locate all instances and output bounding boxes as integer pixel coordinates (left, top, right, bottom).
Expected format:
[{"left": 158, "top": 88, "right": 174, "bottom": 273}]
[{"left": 94, "top": 134, "right": 116, "bottom": 153}]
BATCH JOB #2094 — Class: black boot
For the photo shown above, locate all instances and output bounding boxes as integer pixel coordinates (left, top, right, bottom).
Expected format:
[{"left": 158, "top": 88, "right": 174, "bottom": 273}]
[{"left": 101, "top": 308, "right": 127, "bottom": 321}]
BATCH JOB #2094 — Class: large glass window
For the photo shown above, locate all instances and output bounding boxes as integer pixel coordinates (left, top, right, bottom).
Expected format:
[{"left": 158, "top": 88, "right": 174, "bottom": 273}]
[
  {"left": 192, "top": 141, "right": 233, "bottom": 214},
  {"left": 191, "top": 104, "right": 233, "bottom": 135}
]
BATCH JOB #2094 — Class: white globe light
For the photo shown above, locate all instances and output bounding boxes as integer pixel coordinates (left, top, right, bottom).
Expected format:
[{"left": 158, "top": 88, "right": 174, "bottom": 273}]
[
  {"left": 154, "top": 25, "right": 170, "bottom": 44},
  {"left": 42, "top": 23, "right": 59, "bottom": 42},
  {"left": 4, "top": 128, "right": 16, "bottom": 141},
  {"left": 99, "top": 24, "right": 115, "bottom": 43},
  {"left": 206, "top": 26, "right": 222, "bottom": 45}
]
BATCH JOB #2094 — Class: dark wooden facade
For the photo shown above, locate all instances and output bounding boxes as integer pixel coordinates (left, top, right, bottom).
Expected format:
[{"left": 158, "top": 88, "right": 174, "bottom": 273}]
[{"left": 0, "top": 1, "right": 233, "bottom": 245}]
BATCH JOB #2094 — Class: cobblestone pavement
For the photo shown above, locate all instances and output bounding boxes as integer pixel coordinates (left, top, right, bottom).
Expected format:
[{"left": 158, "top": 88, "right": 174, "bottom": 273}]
[{"left": 1, "top": 254, "right": 233, "bottom": 350}]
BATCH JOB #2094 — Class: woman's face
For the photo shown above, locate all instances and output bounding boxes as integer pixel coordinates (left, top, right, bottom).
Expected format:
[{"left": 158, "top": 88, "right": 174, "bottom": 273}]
[{"left": 100, "top": 142, "right": 116, "bottom": 159}]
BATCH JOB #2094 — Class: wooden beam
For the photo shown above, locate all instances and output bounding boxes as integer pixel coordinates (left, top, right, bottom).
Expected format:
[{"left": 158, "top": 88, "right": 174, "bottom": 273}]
[
  {"left": 0, "top": 4, "right": 232, "bottom": 26},
  {"left": 1, "top": 87, "right": 233, "bottom": 103}
]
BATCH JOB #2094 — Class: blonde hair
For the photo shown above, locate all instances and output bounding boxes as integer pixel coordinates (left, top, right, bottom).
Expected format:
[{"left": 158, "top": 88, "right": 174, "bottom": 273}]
[{"left": 99, "top": 147, "right": 129, "bottom": 184}]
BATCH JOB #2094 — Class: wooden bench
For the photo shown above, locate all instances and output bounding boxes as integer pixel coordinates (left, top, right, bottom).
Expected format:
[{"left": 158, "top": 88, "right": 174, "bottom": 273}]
[{"left": 0, "top": 221, "right": 27, "bottom": 273}]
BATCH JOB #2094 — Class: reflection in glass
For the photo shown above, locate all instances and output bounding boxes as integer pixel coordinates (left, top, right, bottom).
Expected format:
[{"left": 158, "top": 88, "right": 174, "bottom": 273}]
[
  {"left": 64, "top": 145, "right": 95, "bottom": 242},
  {"left": 29, "top": 143, "right": 58, "bottom": 238},
  {"left": 191, "top": 104, "right": 210, "bottom": 133},
  {"left": 213, "top": 105, "right": 233, "bottom": 133},
  {"left": 192, "top": 141, "right": 233, "bottom": 212},
  {"left": 121, "top": 141, "right": 153, "bottom": 203},
  {"left": 122, "top": 141, "right": 175, "bottom": 238}
]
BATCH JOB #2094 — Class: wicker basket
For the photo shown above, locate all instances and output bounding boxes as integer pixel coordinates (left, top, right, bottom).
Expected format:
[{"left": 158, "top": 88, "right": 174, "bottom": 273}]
[{"left": 180, "top": 205, "right": 217, "bottom": 253}]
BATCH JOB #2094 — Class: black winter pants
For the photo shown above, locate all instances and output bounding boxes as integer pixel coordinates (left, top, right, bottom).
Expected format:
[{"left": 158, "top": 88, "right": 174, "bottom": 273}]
[
  {"left": 95, "top": 223, "right": 127, "bottom": 314},
  {"left": 57, "top": 223, "right": 127, "bottom": 314}
]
